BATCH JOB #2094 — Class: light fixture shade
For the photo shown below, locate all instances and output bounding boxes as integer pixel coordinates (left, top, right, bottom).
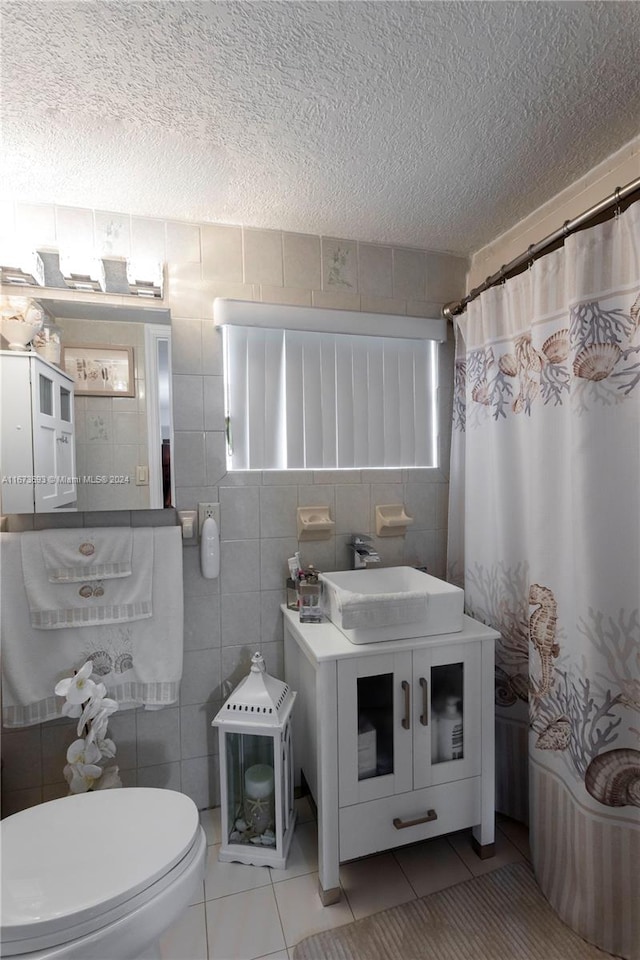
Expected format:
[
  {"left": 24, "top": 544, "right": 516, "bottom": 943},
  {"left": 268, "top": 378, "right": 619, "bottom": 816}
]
[
  {"left": 59, "top": 255, "right": 106, "bottom": 292},
  {"left": 0, "top": 250, "right": 45, "bottom": 286},
  {"left": 126, "top": 259, "right": 163, "bottom": 299}
]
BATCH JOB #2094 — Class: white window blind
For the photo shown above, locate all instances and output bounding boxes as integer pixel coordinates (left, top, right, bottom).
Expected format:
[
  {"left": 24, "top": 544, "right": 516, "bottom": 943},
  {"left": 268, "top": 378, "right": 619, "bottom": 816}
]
[{"left": 222, "top": 325, "right": 439, "bottom": 470}]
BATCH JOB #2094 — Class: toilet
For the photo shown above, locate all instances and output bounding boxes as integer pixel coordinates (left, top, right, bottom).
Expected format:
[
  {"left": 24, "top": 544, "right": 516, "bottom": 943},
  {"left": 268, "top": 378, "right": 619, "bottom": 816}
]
[{"left": 0, "top": 787, "right": 207, "bottom": 959}]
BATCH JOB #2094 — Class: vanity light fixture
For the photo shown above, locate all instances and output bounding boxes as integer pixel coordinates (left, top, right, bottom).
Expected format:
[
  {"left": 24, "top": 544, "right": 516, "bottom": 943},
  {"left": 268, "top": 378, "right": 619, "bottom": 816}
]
[
  {"left": 0, "top": 249, "right": 45, "bottom": 286},
  {"left": 2, "top": 246, "right": 164, "bottom": 300}
]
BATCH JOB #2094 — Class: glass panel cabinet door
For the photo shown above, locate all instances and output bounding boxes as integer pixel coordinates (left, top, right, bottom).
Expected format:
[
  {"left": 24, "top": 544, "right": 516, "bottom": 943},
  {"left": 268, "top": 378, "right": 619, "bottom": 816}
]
[
  {"left": 31, "top": 361, "right": 77, "bottom": 511},
  {"left": 413, "top": 643, "right": 482, "bottom": 790},
  {"left": 38, "top": 374, "right": 54, "bottom": 417},
  {"left": 338, "top": 652, "right": 413, "bottom": 806}
]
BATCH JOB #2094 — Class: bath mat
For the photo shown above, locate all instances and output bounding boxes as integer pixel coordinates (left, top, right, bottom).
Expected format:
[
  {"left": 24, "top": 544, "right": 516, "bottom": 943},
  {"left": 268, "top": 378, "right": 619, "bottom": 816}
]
[{"left": 293, "top": 862, "right": 611, "bottom": 959}]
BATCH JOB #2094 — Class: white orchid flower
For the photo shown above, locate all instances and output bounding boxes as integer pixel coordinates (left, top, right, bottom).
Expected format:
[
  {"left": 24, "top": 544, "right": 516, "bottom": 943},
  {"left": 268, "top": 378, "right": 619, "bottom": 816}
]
[
  {"left": 55, "top": 661, "right": 97, "bottom": 704},
  {"left": 55, "top": 660, "right": 121, "bottom": 791},
  {"left": 61, "top": 700, "right": 84, "bottom": 719},
  {"left": 63, "top": 761, "right": 103, "bottom": 793},
  {"left": 66, "top": 737, "right": 101, "bottom": 767},
  {"left": 85, "top": 713, "right": 108, "bottom": 744},
  {"left": 76, "top": 693, "right": 118, "bottom": 739},
  {"left": 94, "top": 765, "right": 122, "bottom": 790},
  {"left": 95, "top": 738, "right": 117, "bottom": 759}
]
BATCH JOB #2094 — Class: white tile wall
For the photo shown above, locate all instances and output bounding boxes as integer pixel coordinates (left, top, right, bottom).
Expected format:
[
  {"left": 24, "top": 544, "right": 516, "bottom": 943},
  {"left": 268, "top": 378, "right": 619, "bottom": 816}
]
[
  {"left": 166, "top": 220, "right": 201, "bottom": 264},
  {"left": 219, "top": 486, "right": 260, "bottom": 540},
  {"left": 1, "top": 202, "right": 462, "bottom": 816},
  {"left": 243, "top": 228, "right": 284, "bottom": 287},
  {"left": 282, "top": 232, "right": 321, "bottom": 290},
  {"left": 221, "top": 593, "right": 261, "bottom": 647},
  {"left": 358, "top": 243, "right": 393, "bottom": 298}
]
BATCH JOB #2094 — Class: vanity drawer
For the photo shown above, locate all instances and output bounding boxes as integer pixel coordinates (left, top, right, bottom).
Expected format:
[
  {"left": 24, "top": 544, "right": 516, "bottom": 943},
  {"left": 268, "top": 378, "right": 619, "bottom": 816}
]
[{"left": 339, "top": 777, "right": 481, "bottom": 862}]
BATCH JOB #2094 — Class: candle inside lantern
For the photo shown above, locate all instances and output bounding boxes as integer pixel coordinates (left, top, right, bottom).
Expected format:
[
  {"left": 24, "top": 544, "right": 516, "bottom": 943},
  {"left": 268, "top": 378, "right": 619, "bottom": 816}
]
[
  {"left": 243, "top": 763, "right": 275, "bottom": 836},
  {"left": 245, "top": 763, "right": 274, "bottom": 799}
]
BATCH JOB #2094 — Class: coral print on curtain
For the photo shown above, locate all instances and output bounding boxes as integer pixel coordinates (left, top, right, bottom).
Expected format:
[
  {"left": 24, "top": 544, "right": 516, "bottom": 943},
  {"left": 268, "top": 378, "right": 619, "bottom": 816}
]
[{"left": 447, "top": 201, "right": 640, "bottom": 960}]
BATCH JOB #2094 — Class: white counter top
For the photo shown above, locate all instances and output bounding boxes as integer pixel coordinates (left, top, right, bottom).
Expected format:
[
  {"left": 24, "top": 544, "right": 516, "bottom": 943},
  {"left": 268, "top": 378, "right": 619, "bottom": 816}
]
[{"left": 282, "top": 605, "right": 499, "bottom": 664}]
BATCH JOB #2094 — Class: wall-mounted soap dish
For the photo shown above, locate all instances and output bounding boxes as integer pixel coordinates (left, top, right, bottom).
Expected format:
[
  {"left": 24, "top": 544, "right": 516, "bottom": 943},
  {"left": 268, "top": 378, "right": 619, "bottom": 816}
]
[
  {"left": 297, "top": 506, "right": 335, "bottom": 541},
  {"left": 375, "top": 504, "right": 414, "bottom": 537}
]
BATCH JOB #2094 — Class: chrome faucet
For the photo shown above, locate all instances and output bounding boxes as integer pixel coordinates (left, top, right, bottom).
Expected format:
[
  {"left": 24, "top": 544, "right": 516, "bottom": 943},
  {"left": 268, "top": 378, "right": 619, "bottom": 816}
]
[{"left": 349, "top": 534, "right": 381, "bottom": 570}]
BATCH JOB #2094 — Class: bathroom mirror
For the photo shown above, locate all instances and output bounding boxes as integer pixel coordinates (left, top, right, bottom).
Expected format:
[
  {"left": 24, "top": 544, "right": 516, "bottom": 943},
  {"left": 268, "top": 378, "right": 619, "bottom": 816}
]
[{"left": 15, "top": 295, "right": 173, "bottom": 514}]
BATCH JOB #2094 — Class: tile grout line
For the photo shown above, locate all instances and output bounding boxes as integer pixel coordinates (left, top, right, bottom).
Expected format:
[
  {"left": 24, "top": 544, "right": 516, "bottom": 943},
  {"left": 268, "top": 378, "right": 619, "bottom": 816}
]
[
  {"left": 269, "top": 866, "right": 292, "bottom": 957},
  {"left": 202, "top": 899, "right": 211, "bottom": 960},
  {"left": 390, "top": 848, "right": 424, "bottom": 900},
  {"left": 496, "top": 821, "right": 531, "bottom": 862}
]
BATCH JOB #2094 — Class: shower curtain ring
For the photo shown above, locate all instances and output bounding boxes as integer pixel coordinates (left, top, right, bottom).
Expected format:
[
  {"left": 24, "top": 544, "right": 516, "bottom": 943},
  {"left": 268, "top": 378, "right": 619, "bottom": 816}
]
[
  {"left": 527, "top": 244, "right": 535, "bottom": 270},
  {"left": 562, "top": 220, "right": 571, "bottom": 237},
  {"left": 614, "top": 186, "right": 621, "bottom": 218}
]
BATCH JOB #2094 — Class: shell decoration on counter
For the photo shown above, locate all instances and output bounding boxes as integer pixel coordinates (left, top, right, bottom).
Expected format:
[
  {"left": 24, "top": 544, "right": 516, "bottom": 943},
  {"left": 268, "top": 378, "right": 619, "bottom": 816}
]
[
  {"left": 584, "top": 748, "right": 640, "bottom": 807},
  {"left": 0, "top": 295, "right": 45, "bottom": 351},
  {"left": 573, "top": 343, "right": 622, "bottom": 381}
]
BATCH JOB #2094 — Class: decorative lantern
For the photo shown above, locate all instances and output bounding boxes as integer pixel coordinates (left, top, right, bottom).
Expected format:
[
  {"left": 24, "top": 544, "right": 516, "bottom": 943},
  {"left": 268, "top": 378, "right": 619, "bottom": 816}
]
[{"left": 212, "top": 652, "right": 297, "bottom": 869}]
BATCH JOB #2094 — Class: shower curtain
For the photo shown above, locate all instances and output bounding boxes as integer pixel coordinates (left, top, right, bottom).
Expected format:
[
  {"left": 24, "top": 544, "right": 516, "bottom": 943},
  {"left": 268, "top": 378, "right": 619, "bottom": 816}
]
[{"left": 448, "top": 201, "right": 639, "bottom": 959}]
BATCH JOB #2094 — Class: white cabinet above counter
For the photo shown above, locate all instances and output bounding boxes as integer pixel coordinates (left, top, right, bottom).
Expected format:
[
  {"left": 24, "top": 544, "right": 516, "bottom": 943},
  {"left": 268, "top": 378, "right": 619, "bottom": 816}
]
[{"left": 1, "top": 351, "right": 76, "bottom": 513}]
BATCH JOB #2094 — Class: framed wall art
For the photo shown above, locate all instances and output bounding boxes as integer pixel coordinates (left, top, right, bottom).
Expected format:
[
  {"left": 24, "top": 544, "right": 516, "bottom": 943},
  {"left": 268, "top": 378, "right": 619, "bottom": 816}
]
[{"left": 61, "top": 343, "right": 135, "bottom": 397}]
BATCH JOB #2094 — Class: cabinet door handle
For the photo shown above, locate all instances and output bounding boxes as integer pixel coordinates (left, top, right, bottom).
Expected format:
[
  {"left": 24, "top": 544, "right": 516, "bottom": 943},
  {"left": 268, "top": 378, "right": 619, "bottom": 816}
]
[
  {"left": 401, "top": 680, "right": 410, "bottom": 730},
  {"left": 419, "top": 677, "right": 428, "bottom": 726},
  {"left": 393, "top": 809, "right": 438, "bottom": 830}
]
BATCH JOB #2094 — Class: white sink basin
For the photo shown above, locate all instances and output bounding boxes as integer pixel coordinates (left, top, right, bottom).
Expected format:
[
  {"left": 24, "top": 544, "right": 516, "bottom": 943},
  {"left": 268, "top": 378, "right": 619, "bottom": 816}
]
[{"left": 319, "top": 566, "right": 464, "bottom": 644}]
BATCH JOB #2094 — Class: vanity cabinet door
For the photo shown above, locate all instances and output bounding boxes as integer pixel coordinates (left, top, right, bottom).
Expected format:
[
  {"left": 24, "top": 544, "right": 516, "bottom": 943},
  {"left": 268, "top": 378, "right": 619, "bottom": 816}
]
[
  {"left": 412, "top": 642, "right": 482, "bottom": 791},
  {"left": 31, "top": 360, "right": 76, "bottom": 511},
  {"left": 338, "top": 651, "right": 413, "bottom": 807},
  {"left": 0, "top": 354, "right": 76, "bottom": 513}
]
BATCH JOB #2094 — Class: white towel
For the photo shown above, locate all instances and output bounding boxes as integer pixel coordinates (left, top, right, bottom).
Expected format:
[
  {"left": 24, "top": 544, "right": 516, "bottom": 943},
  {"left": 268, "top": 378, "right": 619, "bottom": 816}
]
[
  {"left": 2, "top": 527, "right": 184, "bottom": 727},
  {"left": 39, "top": 527, "right": 133, "bottom": 581},
  {"left": 337, "top": 588, "right": 428, "bottom": 630},
  {"left": 21, "top": 528, "right": 152, "bottom": 629}
]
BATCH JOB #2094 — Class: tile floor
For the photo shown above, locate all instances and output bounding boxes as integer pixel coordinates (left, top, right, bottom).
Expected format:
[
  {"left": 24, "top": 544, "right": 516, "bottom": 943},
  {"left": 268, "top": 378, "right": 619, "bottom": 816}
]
[{"left": 160, "top": 799, "right": 530, "bottom": 960}]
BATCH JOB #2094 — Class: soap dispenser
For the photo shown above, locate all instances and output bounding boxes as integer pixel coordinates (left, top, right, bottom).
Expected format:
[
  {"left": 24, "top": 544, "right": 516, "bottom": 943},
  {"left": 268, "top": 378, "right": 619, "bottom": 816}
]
[{"left": 201, "top": 516, "right": 220, "bottom": 579}]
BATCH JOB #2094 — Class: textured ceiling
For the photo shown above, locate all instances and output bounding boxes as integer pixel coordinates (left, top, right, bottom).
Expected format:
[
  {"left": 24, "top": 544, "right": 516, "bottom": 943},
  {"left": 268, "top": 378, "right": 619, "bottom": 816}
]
[{"left": 2, "top": 1, "right": 639, "bottom": 255}]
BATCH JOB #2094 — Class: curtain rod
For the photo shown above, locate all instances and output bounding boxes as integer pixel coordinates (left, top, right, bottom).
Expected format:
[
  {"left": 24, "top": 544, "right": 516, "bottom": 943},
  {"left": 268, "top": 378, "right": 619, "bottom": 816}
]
[{"left": 442, "top": 176, "right": 640, "bottom": 320}]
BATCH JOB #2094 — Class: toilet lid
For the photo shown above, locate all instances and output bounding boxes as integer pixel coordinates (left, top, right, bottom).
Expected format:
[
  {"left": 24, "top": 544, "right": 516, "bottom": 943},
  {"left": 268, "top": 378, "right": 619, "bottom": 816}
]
[{"left": 0, "top": 787, "right": 200, "bottom": 944}]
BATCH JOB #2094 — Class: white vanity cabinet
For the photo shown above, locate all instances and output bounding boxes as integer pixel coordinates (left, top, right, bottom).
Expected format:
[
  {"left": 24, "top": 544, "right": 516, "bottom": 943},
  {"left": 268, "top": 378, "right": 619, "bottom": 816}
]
[
  {"left": 1, "top": 351, "right": 76, "bottom": 513},
  {"left": 283, "top": 608, "right": 498, "bottom": 905}
]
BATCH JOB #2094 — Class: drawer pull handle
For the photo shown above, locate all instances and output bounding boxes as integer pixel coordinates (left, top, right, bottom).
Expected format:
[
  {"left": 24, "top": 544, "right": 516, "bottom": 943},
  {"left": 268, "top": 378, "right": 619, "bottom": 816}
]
[
  {"left": 419, "top": 677, "right": 428, "bottom": 726},
  {"left": 401, "top": 680, "right": 410, "bottom": 730},
  {"left": 393, "top": 809, "right": 438, "bottom": 830}
]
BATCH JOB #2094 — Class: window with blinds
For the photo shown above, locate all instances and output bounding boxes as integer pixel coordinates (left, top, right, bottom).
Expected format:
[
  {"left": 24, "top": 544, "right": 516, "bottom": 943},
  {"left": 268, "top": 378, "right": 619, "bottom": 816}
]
[{"left": 222, "top": 324, "right": 439, "bottom": 471}]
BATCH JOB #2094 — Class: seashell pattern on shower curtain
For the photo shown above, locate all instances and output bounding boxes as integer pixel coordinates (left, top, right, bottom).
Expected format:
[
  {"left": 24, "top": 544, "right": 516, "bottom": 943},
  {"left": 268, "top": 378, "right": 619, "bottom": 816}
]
[{"left": 447, "top": 202, "right": 640, "bottom": 960}]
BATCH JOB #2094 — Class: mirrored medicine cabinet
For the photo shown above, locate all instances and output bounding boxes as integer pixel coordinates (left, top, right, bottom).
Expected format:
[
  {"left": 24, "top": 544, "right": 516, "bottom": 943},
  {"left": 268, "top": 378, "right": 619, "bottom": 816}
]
[{"left": 0, "top": 294, "right": 174, "bottom": 515}]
